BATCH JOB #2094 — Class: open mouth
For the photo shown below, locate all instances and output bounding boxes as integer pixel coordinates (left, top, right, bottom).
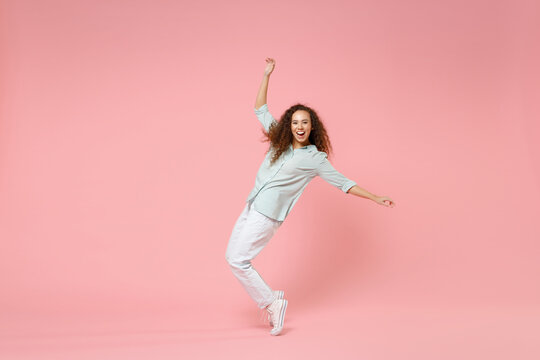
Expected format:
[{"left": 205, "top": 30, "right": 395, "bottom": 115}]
[{"left": 296, "top": 131, "right": 305, "bottom": 137}]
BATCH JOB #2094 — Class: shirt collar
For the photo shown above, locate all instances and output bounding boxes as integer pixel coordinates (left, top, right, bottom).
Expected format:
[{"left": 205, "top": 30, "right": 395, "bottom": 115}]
[{"left": 290, "top": 144, "right": 316, "bottom": 151}]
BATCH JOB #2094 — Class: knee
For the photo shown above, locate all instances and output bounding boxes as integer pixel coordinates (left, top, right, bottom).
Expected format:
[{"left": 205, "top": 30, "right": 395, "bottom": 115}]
[
  {"left": 225, "top": 251, "right": 237, "bottom": 267},
  {"left": 225, "top": 249, "right": 235, "bottom": 266},
  {"left": 225, "top": 253, "right": 251, "bottom": 270},
  {"left": 225, "top": 253, "right": 234, "bottom": 267}
]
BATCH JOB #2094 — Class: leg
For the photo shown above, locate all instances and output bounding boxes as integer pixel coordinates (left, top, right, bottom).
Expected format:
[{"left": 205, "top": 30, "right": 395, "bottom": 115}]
[{"left": 225, "top": 201, "right": 282, "bottom": 309}]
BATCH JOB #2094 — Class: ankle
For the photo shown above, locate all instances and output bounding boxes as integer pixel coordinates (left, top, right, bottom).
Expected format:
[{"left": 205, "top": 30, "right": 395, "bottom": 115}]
[{"left": 265, "top": 300, "right": 275, "bottom": 311}]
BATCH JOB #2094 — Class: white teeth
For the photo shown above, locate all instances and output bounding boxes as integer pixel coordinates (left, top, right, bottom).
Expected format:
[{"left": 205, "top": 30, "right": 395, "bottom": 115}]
[{"left": 297, "top": 131, "right": 305, "bottom": 135}]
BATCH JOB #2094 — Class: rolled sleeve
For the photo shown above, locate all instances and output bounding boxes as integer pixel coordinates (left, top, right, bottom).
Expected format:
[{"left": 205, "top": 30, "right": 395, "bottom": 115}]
[
  {"left": 316, "top": 152, "right": 357, "bottom": 193},
  {"left": 254, "top": 103, "right": 277, "bottom": 133}
]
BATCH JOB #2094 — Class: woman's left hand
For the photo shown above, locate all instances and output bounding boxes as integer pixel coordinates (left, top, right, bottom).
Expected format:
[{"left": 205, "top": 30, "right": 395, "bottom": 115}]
[{"left": 375, "top": 196, "right": 395, "bottom": 207}]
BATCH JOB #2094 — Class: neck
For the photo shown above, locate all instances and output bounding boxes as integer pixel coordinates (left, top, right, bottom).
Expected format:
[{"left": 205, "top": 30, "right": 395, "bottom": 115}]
[{"left": 292, "top": 141, "right": 311, "bottom": 150}]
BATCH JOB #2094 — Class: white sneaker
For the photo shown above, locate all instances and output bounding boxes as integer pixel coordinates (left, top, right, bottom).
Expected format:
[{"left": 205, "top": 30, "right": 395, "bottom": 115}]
[
  {"left": 266, "top": 298, "right": 288, "bottom": 336},
  {"left": 259, "top": 291, "right": 284, "bottom": 326},
  {"left": 268, "top": 290, "right": 284, "bottom": 326}
]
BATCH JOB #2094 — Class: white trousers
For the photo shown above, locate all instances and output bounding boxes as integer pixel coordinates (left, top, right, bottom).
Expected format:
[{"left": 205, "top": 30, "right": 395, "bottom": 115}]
[{"left": 225, "top": 200, "right": 283, "bottom": 309}]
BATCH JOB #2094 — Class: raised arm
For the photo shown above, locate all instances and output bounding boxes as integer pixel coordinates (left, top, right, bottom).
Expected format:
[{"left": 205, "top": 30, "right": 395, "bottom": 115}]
[{"left": 255, "top": 58, "right": 275, "bottom": 109}]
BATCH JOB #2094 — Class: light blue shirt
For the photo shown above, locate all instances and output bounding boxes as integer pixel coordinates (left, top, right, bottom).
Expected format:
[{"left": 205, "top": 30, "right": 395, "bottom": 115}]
[{"left": 246, "top": 104, "right": 357, "bottom": 222}]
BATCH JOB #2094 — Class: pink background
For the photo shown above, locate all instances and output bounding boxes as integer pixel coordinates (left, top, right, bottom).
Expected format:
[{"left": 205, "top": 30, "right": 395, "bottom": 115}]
[{"left": 1, "top": 0, "right": 539, "bottom": 359}]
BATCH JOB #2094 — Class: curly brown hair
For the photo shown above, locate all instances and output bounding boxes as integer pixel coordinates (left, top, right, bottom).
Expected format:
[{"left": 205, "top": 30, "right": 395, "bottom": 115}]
[{"left": 262, "top": 103, "right": 333, "bottom": 165}]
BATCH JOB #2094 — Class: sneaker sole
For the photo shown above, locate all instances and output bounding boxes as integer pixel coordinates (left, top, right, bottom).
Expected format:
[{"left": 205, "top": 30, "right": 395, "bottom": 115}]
[{"left": 270, "top": 299, "right": 287, "bottom": 336}]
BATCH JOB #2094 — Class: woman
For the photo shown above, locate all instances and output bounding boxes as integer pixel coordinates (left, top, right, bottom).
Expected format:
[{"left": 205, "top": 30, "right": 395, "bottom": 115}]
[{"left": 225, "top": 58, "right": 395, "bottom": 336}]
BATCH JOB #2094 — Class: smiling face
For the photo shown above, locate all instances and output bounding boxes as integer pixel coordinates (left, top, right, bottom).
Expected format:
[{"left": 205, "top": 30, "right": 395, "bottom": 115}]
[{"left": 291, "top": 110, "right": 312, "bottom": 148}]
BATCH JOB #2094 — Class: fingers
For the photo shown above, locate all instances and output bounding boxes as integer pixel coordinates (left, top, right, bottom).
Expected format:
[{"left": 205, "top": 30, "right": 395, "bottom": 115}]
[{"left": 380, "top": 198, "right": 395, "bottom": 207}]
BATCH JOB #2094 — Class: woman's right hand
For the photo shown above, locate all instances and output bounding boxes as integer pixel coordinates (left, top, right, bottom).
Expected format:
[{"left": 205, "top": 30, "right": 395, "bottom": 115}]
[{"left": 264, "top": 58, "right": 276, "bottom": 76}]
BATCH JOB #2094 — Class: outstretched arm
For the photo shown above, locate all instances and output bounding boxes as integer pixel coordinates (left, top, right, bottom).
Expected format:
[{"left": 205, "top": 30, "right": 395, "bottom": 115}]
[
  {"left": 316, "top": 152, "right": 396, "bottom": 208},
  {"left": 348, "top": 185, "right": 396, "bottom": 208},
  {"left": 255, "top": 58, "right": 275, "bottom": 109},
  {"left": 346, "top": 185, "right": 375, "bottom": 199}
]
